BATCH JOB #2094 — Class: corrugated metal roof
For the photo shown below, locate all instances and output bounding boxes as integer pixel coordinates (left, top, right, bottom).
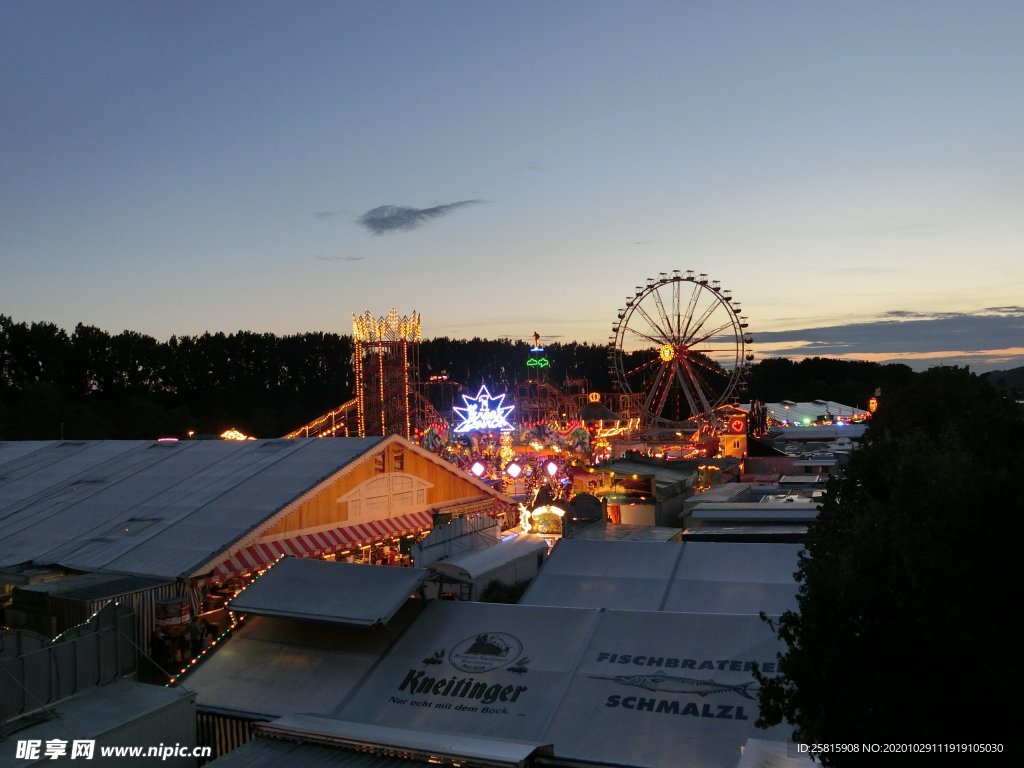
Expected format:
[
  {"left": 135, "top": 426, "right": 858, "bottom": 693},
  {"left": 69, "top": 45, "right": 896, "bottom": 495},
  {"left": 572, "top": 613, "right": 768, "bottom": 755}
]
[
  {"left": 228, "top": 557, "right": 428, "bottom": 626},
  {"left": 14, "top": 571, "right": 172, "bottom": 600},
  {"left": 0, "top": 438, "right": 384, "bottom": 579}
]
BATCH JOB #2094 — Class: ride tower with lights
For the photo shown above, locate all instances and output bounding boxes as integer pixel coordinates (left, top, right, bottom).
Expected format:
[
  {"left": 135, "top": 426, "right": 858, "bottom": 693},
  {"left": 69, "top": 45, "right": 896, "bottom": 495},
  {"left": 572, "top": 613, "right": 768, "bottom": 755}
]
[
  {"left": 516, "top": 331, "right": 566, "bottom": 424},
  {"left": 353, "top": 309, "right": 421, "bottom": 439}
]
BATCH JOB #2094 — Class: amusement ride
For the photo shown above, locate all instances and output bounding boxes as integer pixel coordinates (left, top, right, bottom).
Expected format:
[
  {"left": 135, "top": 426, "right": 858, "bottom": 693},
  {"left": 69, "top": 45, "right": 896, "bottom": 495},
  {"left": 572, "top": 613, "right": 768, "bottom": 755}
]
[
  {"left": 285, "top": 270, "right": 755, "bottom": 515},
  {"left": 609, "top": 270, "right": 753, "bottom": 432}
]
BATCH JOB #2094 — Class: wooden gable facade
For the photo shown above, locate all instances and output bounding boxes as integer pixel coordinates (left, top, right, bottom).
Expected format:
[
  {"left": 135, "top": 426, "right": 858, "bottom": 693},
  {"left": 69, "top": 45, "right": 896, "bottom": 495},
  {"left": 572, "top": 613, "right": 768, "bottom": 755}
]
[{"left": 206, "top": 436, "right": 512, "bottom": 580}]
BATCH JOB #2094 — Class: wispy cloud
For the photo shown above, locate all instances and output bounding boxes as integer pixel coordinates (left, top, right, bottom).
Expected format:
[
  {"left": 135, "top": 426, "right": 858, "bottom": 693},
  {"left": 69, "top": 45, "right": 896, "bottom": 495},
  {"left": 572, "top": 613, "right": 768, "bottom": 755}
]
[
  {"left": 313, "top": 209, "right": 347, "bottom": 219},
  {"left": 315, "top": 255, "right": 365, "bottom": 262},
  {"left": 357, "top": 200, "right": 483, "bottom": 235}
]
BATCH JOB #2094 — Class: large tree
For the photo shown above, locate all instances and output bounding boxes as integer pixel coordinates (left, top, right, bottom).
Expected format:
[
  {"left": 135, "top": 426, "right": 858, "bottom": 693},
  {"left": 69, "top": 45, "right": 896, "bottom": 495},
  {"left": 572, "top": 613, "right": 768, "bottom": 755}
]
[{"left": 756, "top": 367, "right": 1022, "bottom": 762}]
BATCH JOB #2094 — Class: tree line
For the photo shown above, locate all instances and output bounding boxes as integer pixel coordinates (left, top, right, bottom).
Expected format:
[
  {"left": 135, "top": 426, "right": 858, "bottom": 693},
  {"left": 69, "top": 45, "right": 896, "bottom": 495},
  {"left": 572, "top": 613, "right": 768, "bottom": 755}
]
[{"left": 2, "top": 314, "right": 918, "bottom": 439}]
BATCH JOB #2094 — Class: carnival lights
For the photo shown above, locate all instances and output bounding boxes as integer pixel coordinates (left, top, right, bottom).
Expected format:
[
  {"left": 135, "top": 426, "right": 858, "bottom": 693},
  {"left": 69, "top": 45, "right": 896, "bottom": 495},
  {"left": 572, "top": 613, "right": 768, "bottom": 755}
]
[
  {"left": 165, "top": 556, "right": 288, "bottom": 687},
  {"left": 352, "top": 309, "right": 421, "bottom": 439},
  {"left": 453, "top": 385, "right": 515, "bottom": 433}
]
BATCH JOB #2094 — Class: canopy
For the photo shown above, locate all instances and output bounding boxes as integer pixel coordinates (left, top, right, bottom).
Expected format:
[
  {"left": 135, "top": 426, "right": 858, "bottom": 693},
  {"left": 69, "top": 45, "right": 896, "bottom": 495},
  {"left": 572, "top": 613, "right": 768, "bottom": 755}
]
[
  {"left": 228, "top": 557, "right": 427, "bottom": 627},
  {"left": 213, "top": 510, "right": 432, "bottom": 581},
  {"left": 428, "top": 534, "right": 548, "bottom": 584}
]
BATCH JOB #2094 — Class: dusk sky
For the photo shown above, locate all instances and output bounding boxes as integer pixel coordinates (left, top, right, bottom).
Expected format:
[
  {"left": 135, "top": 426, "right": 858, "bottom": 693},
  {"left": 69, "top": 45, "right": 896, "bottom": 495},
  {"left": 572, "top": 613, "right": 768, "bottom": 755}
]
[{"left": 3, "top": 1, "right": 1023, "bottom": 371}]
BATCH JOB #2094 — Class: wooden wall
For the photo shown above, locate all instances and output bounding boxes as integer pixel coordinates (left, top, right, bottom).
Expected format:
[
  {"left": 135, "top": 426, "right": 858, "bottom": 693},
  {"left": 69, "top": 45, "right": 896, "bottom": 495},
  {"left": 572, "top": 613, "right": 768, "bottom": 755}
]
[{"left": 260, "top": 443, "right": 495, "bottom": 538}]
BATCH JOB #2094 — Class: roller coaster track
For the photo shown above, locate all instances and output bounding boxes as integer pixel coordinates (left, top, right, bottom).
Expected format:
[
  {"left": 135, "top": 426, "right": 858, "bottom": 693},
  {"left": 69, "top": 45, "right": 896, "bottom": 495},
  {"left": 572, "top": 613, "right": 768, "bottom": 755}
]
[{"left": 283, "top": 392, "right": 446, "bottom": 439}]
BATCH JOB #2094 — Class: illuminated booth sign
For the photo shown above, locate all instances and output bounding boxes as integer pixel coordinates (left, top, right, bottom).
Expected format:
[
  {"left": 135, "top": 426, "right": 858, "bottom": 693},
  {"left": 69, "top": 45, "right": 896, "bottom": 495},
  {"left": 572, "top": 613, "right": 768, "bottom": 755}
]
[
  {"left": 520, "top": 503, "right": 565, "bottom": 538},
  {"left": 454, "top": 385, "right": 515, "bottom": 433}
]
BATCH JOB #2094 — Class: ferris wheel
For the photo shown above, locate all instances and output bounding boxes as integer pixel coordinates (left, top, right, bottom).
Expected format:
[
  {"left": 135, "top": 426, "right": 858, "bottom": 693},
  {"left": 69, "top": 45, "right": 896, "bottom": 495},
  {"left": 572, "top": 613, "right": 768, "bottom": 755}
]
[{"left": 609, "top": 270, "right": 753, "bottom": 429}]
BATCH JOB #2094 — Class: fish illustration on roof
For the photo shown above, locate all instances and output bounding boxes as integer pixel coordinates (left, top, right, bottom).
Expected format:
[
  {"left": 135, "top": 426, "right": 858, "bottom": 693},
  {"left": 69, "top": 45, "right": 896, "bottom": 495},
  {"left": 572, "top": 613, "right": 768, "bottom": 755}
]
[{"left": 590, "top": 672, "right": 757, "bottom": 700}]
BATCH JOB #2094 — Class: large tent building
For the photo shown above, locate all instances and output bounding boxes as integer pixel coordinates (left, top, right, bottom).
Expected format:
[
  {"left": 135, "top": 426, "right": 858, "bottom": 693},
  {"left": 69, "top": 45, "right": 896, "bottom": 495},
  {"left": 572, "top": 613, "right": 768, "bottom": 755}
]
[{"left": 0, "top": 436, "right": 513, "bottom": 645}]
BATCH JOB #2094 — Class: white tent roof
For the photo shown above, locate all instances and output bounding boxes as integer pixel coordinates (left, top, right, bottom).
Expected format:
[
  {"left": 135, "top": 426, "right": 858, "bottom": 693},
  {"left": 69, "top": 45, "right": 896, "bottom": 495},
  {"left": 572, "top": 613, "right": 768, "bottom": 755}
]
[
  {"left": 187, "top": 613, "right": 411, "bottom": 719},
  {"left": 428, "top": 534, "right": 548, "bottom": 583},
  {"left": 260, "top": 715, "right": 552, "bottom": 767},
  {"left": 661, "top": 542, "right": 802, "bottom": 615},
  {"left": 329, "top": 600, "right": 788, "bottom": 767},
  {"left": 521, "top": 539, "right": 801, "bottom": 615},
  {"left": 548, "top": 609, "right": 786, "bottom": 767},
  {"left": 0, "top": 438, "right": 383, "bottom": 579},
  {"left": 521, "top": 540, "right": 684, "bottom": 611},
  {"left": 228, "top": 557, "right": 428, "bottom": 627}
]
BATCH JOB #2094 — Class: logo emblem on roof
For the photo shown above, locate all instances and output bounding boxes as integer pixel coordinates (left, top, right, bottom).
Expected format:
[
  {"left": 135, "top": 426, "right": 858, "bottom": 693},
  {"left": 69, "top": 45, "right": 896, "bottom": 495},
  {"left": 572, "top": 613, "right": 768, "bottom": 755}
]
[{"left": 449, "top": 632, "right": 523, "bottom": 673}]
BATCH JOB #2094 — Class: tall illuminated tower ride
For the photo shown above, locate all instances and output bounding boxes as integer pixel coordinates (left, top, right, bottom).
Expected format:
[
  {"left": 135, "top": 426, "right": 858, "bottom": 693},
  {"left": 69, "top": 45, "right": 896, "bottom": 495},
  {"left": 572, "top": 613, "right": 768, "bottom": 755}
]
[{"left": 352, "top": 309, "right": 421, "bottom": 438}]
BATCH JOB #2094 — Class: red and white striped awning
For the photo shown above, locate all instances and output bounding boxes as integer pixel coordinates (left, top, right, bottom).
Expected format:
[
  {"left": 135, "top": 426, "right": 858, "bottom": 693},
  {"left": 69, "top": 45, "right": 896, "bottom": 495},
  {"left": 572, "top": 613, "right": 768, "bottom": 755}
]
[{"left": 213, "top": 509, "right": 433, "bottom": 580}]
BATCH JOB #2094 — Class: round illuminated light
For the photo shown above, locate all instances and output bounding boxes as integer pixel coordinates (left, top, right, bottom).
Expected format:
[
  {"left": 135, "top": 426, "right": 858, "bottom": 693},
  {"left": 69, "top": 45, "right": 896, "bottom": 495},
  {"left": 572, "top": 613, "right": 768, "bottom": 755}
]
[
  {"left": 505, "top": 462, "right": 522, "bottom": 478},
  {"left": 659, "top": 344, "right": 675, "bottom": 362},
  {"left": 545, "top": 461, "right": 559, "bottom": 477},
  {"left": 471, "top": 462, "right": 486, "bottom": 477},
  {"left": 588, "top": 392, "right": 601, "bottom": 403}
]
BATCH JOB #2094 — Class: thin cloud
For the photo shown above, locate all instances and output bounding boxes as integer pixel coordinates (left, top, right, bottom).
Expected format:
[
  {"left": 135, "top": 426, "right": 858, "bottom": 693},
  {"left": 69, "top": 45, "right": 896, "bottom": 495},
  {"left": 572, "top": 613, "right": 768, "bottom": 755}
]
[
  {"left": 314, "top": 210, "right": 347, "bottom": 219},
  {"left": 827, "top": 266, "right": 899, "bottom": 275},
  {"left": 357, "top": 200, "right": 483, "bottom": 235},
  {"left": 315, "top": 255, "right": 365, "bottom": 262}
]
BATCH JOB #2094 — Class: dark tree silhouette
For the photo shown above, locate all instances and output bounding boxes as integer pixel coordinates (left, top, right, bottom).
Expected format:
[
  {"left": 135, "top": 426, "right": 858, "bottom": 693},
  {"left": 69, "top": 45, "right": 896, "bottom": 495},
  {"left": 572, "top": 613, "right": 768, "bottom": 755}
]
[{"left": 755, "top": 367, "right": 1022, "bottom": 762}]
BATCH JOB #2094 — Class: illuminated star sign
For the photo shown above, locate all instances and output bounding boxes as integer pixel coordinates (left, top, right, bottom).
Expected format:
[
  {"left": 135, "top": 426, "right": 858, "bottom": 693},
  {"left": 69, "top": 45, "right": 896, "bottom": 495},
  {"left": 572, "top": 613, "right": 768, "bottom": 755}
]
[{"left": 453, "top": 385, "right": 515, "bottom": 433}]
